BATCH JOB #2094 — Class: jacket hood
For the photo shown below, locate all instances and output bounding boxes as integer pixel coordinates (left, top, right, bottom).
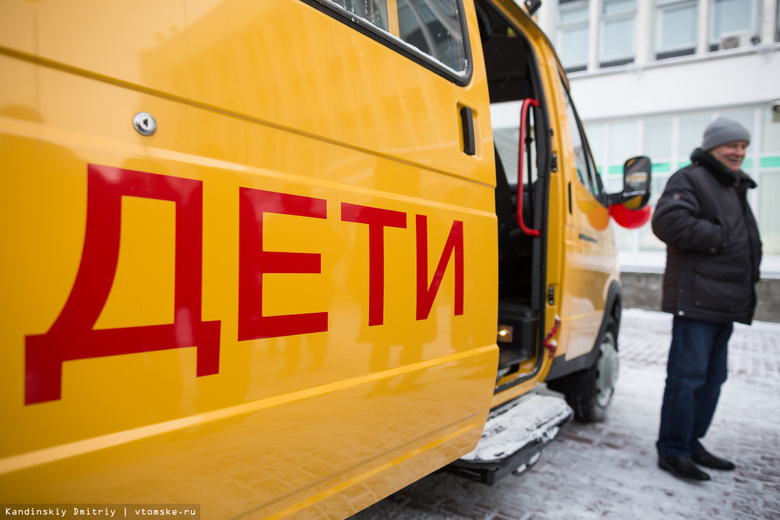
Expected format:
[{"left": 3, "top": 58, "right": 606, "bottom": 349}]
[{"left": 691, "top": 148, "right": 758, "bottom": 189}]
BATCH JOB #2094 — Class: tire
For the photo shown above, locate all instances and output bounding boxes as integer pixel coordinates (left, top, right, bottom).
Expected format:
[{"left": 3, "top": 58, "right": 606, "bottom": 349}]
[{"left": 552, "top": 317, "right": 619, "bottom": 423}]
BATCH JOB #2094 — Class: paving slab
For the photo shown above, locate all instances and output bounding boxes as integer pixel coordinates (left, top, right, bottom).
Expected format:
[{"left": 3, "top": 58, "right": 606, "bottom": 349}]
[{"left": 350, "top": 309, "right": 780, "bottom": 520}]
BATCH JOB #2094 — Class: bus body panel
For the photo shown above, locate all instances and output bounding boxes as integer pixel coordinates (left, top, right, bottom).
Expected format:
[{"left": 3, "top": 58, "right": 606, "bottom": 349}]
[
  {"left": 1, "top": 0, "right": 636, "bottom": 514},
  {"left": 0, "top": 1, "right": 499, "bottom": 517}
]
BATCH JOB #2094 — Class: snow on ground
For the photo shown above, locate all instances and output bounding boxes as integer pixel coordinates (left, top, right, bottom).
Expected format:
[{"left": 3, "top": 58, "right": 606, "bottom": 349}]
[{"left": 350, "top": 309, "right": 780, "bottom": 520}]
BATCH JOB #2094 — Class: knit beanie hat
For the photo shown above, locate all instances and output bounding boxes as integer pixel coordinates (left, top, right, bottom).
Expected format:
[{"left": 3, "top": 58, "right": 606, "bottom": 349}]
[{"left": 701, "top": 117, "right": 751, "bottom": 151}]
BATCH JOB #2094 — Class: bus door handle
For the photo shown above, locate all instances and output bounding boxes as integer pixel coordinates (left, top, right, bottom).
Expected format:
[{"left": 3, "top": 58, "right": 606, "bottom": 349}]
[
  {"left": 460, "top": 106, "right": 476, "bottom": 156},
  {"left": 517, "top": 98, "right": 540, "bottom": 237}
]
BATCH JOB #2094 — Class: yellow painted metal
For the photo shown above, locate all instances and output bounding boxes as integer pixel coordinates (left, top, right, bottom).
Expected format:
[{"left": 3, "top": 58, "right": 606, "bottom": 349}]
[
  {"left": 0, "top": 1, "right": 499, "bottom": 518},
  {"left": 477, "top": 0, "right": 620, "bottom": 366},
  {"left": 548, "top": 76, "right": 619, "bottom": 362},
  {"left": 1, "top": 0, "right": 623, "bottom": 514}
]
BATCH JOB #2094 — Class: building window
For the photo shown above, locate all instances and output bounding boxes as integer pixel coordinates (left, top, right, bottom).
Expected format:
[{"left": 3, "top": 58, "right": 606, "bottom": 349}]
[
  {"left": 640, "top": 118, "right": 673, "bottom": 251},
  {"left": 776, "top": 0, "right": 780, "bottom": 41},
  {"left": 760, "top": 107, "right": 780, "bottom": 254},
  {"left": 655, "top": 0, "right": 697, "bottom": 59},
  {"left": 608, "top": 120, "right": 639, "bottom": 167},
  {"left": 600, "top": 0, "right": 636, "bottom": 67},
  {"left": 558, "top": 1, "right": 590, "bottom": 72},
  {"left": 585, "top": 122, "right": 606, "bottom": 173},
  {"left": 643, "top": 117, "right": 673, "bottom": 163},
  {"left": 759, "top": 171, "right": 780, "bottom": 254},
  {"left": 762, "top": 106, "right": 780, "bottom": 154},
  {"left": 677, "top": 113, "right": 711, "bottom": 165},
  {"left": 709, "top": 0, "right": 756, "bottom": 50}
]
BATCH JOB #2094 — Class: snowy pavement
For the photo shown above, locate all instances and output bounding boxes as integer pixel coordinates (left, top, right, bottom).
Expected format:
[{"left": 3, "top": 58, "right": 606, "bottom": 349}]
[{"left": 350, "top": 309, "right": 780, "bottom": 520}]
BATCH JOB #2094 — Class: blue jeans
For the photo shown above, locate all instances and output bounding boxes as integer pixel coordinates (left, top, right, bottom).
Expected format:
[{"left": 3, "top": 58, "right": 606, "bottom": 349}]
[{"left": 656, "top": 316, "right": 732, "bottom": 459}]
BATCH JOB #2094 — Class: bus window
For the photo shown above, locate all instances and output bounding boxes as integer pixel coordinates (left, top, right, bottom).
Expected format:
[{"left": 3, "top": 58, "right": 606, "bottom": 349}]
[
  {"left": 397, "top": 0, "right": 468, "bottom": 72},
  {"left": 561, "top": 79, "right": 600, "bottom": 199},
  {"left": 314, "top": 0, "right": 471, "bottom": 79},
  {"left": 330, "top": 0, "right": 389, "bottom": 30}
]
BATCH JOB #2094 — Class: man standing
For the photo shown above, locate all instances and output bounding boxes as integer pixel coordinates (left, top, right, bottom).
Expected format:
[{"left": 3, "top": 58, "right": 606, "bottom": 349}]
[{"left": 652, "top": 117, "right": 762, "bottom": 481}]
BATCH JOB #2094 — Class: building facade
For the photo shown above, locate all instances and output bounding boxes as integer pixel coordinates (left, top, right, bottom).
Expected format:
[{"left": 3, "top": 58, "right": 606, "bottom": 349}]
[{"left": 535, "top": 0, "right": 780, "bottom": 280}]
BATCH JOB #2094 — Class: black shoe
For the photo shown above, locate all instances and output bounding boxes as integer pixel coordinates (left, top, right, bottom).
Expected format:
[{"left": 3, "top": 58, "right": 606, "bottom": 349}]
[
  {"left": 658, "top": 456, "right": 711, "bottom": 481},
  {"left": 692, "top": 450, "right": 736, "bottom": 471}
]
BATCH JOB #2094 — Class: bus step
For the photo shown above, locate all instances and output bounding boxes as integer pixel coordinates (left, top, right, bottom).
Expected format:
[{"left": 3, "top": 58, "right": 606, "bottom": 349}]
[{"left": 446, "top": 391, "right": 572, "bottom": 485}]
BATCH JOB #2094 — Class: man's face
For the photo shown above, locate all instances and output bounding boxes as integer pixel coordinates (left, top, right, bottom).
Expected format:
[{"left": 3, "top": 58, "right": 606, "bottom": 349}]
[{"left": 708, "top": 141, "right": 749, "bottom": 171}]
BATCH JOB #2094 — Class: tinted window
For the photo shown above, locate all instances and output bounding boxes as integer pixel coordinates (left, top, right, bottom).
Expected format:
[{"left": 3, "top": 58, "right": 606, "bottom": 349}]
[
  {"left": 562, "top": 79, "right": 601, "bottom": 199},
  {"left": 314, "top": 0, "right": 470, "bottom": 77},
  {"left": 397, "top": 0, "right": 468, "bottom": 72},
  {"left": 331, "top": 0, "right": 389, "bottom": 30}
]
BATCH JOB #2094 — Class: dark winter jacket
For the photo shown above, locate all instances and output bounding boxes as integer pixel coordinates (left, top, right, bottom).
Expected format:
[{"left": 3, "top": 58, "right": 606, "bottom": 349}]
[{"left": 652, "top": 148, "right": 762, "bottom": 325}]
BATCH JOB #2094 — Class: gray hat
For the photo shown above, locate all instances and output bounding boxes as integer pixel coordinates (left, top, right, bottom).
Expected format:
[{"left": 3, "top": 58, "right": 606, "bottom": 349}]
[{"left": 701, "top": 117, "right": 751, "bottom": 151}]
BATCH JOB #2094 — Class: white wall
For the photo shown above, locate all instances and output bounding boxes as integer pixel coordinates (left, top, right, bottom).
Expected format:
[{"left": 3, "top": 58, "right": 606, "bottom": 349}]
[{"left": 568, "top": 45, "right": 780, "bottom": 121}]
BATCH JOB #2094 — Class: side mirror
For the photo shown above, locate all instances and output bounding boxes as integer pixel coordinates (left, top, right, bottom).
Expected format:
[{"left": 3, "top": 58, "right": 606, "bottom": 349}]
[
  {"left": 608, "top": 156, "right": 652, "bottom": 229},
  {"left": 524, "top": 0, "right": 542, "bottom": 16},
  {"left": 612, "top": 156, "right": 651, "bottom": 209}
]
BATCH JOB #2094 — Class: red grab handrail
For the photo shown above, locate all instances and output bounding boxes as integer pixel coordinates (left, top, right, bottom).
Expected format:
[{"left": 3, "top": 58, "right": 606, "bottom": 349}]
[{"left": 517, "top": 98, "right": 541, "bottom": 237}]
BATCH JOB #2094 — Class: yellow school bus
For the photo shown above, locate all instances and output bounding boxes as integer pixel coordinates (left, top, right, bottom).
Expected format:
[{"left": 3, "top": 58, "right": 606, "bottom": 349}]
[{"left": 0, "top": 0, "right": 650, "bottom": 518}]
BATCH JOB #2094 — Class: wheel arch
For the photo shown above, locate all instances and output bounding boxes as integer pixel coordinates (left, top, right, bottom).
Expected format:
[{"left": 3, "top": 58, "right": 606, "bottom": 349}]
[{"left": 602, "top": 279, "right": 623, "bottom": 347}]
